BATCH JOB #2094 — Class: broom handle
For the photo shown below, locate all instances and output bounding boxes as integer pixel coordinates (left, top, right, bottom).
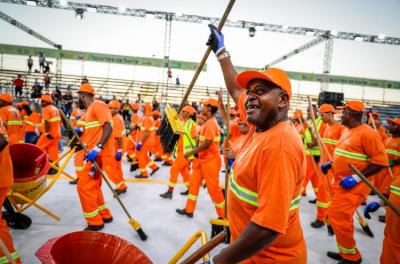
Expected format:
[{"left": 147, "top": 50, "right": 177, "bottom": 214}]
[
  {"left": 58, "top": 107, "right": 134, "bottom": 219},
  {"left": 180, "top": 231, "right": 227, "bottom": 264},
  {"left": 177, "top": 0, "right": 237, "bottom": 113},
  {"left": 349, "top": 164, "right": 400, "bottom": 218},
  {"left": 224, "top": 95, "right": 230, "bottom": 217}
]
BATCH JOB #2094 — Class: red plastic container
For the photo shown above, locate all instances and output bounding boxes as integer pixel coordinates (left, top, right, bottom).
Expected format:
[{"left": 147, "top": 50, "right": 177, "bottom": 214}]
[{"left": 35, "top": 231, "right": 153, "bottom": 264}]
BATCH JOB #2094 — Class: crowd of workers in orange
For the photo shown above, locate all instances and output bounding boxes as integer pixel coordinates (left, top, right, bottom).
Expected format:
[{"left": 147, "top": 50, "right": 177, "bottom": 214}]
[{"left": 0, "top": 25, "right": 399, "bottom": 264}]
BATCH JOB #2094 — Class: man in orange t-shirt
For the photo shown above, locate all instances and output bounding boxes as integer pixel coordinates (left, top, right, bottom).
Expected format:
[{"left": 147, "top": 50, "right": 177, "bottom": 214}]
[
  {"left": 135, "top": 103, "right": 159, "bottom": 178},
  {"left": 160, "top": 105, "right": 198, "bottom": 199},
  {"left": 176, "top": 98, "right": 225, "bottom": 219},
  {"left": 368, "top": 112, "right": 388, "bottom": 142},
  {"left": 208, "top": 26, "right": 306, "bottom": 263},
  {"left": 0, "top": 118, "right": 21, "bottom": 263},
  {"left": 310, "top": 104, "right": 345, "bottom": 229},
  {"left": 0, "top": 93, "right": 24, "bottom": 145},
  {"left": 70, "top": 102, "right": 82, "bottom": 128},
  {"left": 24, "top": 102, "right": 42, "bottom": 144},
  {"left": 36, "top": 94, "right": 61, "bottom": 175},
  {"left": 325, "top": 101, "right": 387, "bottom": 263},
  {"left": 76, "top": 83, "right": 114, "bottom": 231},
  {"left": 108, "top": 100, "right": 128, "bottom": 195},
  {"left": 126, "top": 103, "right": 140, "bottom": 172}
]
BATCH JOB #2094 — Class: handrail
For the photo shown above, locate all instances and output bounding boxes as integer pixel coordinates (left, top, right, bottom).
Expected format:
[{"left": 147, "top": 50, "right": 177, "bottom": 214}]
[{"left": 168, "top": 231, "right": 209, "bottom": 264}]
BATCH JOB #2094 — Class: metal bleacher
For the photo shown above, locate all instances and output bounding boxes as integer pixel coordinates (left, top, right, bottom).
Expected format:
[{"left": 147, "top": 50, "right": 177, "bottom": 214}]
[{"left": 0, "top": 68, "right": 399, "bottom": 120}]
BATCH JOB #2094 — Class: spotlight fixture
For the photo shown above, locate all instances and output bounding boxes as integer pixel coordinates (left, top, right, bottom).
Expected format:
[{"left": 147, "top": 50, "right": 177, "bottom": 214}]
[
  {"left": 248, "top": 26, "right": 256, "bottom": 37},
  {"left": 75, "top": 8, "right": 84, "bottom": 20}
]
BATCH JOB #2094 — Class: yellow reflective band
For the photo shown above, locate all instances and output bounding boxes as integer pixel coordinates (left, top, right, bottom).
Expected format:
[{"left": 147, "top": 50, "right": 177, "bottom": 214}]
[
  {"left": 83, "top": 209, "right": 99, "bottom": 218},
  {"left": 390, "top": 185, "right": 400, "bottom": 196},
  {"left": 48, "top": 116, "right": 61, "bottom": 122},
  {"left": 85, "top": 121, "right": 101, "bottom": 129},
  {"left": 0, "top": 251, "right": 19, "bottom": 264},
  {"left": 77, "top": 120, "right": 86, "bottom": 126},
  {"left": 289, "top": 195, "right": 302, "bottom": 211},
  {"left": 75, "top": 166, "right": 84, "bottom": 172},
  {"left": 322, "top": 138, "right": 338, "bottom": 145},
  {"left": 115, "top": 181, "right": 125, "bottom": 189},
  {"left": 70, "top": 116, "right": 76, "bottom": 120},
  {"left": 214, "top": 201, "right": 225, "bottom": 208},
  {"left": 199, "top": 135, "right": 205, "bottom": 141},
  {"left": 168, "top": 182, "right": 176, "bottom": 187},
  {"left": 334, "top": 148, "right": 370, "bottom": 161},
  {"left": 98, "top": 204, "right": 107, "bottom": 211},
  {"left": 24, "top": 120, "right": 34, "bottom": 126},
  {"left": 6, "top": 120, "right": 22, "bottom": 125},
  {"left": 140, "top": 168, "right": 147, "bottom": 172},
  {"left": 229, "top": 170, "right": 259, "bottom": 206},
  {"left": 188, "top": 194, "right": 198, "bottom": 201},
  {"left": 386, "top": 149, "right": 400, "bottom": 158},
  {"left": 337, "top": 244, "right": 357, "bottom": 255},
  {"left": 316, "top": 201, "right": 331, "bottom": 208},
  {"left": 184, "top": 181, "right": 189, "bottom": 187},
  {"left": 214, "top": 136, "right": 221, "bottom": 142},
  {"left": 129, "top": 153, "right": 136, "bottom": 159},
  {"left": 148, "top": 161, "right": 155, "bottom": 166}
]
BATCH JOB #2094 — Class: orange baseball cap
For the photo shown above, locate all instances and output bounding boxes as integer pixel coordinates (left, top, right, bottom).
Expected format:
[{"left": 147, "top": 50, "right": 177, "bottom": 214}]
[
  {"left": 201, "top": 98, "right": 219, "bottom": 108},
  {"left": 21, "top": 100, "right": 29, "bottom": 106},
  {"left": 337, "top": 101, "right": 364, "bottom": 112},
  {"left": 182, "top": 105, "right": 196, "bottom": 115},
  {"left": 319, "top": 103, "right": 337, "bottom": 113},
  {"left": 152, "top": 110, "right": 161, "bottom": 117},
  {"left": 371, "top": 112, "right": 379, "bottom": 117},
  {"left": 78, "top": 83, "right": 95, "bottom": 95},
  {"left": 131, "top": 103, "right": 139, "bottom": 111},
  {"left": 236, "top": 68, "right": 292, "bottom": 99},
  {"left": 387, "top": 118, "right": 400, "bottom": 125},
  {"left": 0, "top": 93, "right": 13, "bottom": 103},
  {"left": 40, "top": 94, "right": 53, "bottom": 104},
  {"left": 108, "top": 100, "right": 121, "bottom": 110}
]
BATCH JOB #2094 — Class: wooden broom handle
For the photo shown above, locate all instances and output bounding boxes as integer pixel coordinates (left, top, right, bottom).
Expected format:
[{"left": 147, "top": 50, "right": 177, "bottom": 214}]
[
  {"left": 180, "top": 231, "right": 227, "bottom": 264},
  {"left": 177, "top": 0, "right": 236, "bottom": 113}
]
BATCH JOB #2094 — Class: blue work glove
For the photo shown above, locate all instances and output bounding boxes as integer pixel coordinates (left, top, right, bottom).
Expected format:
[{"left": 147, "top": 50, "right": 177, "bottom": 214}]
[
  {"left": 206, "top": 24, "right": 225, "bottom": 55},
  {"left": 364, "top": 201, "right": 381, "bottom": 219},
  {"left": 136, "top": 142, "right": 142, "bottom": 151},
  {"left": 86, "top": 146, "right": 101, "bottom": 162},
  {"left": 227, "top": 159, "right": 234, "bottom": 172},
  {"left": 125, "top": 129, "right": 130, "bottom": 137},
  {"left": 75, "top": 115, "right": 81, "bottom": 120},
  {"left": 340, "top": 174, "right": 361, "bottom": 189},
  {"left": 320, "top": 161, "right": 332, "bottom": 175},
  {"left": 74, "top": 127, "right": 84, "bottom": 134},
  {"left": 115, "top": 149, "right": 122, "bottom": 161}
]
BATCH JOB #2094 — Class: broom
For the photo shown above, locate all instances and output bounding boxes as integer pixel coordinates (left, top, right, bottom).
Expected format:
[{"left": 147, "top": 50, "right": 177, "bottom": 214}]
[
  {"left": 210, "top": 93, "right": 231, "bottom": 243},
  {"left": 159, "top": 0, "right": 237, "bottom": 152},
  {"left": 307, "top": 96, "right": 374, "bottom": 237},
  {"left": 58, "top": 107, "right": 148, "bottom": 241}
]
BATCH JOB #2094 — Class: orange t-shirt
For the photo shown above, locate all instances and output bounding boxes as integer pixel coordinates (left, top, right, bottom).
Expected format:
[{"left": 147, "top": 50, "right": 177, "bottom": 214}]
[
  {"left": 333, "top": 123, "right": 388, "bottom": 196},
  {"left": 70, "top": 108, "right": 82, "bottom": 127},
  {"left": 384, "top": 136, "right": 400, "bottom": 179},
  {"left": 24, "top": 112, "right": 42, "bottom": 133},
  {"left": 230, "top": 134, "right": 247, "bottom": 155},
  {"left": 229, "top": 119, "right": 241, "bottom": 142},
  {"left": 198, "top": 117, "right": 221, "bottom": 160},
  {"left": 321, "top": 122, "right": 345, "bottom": 161},
  {"left": 140, "top": 115, "right": 155, "bottom": 147},
  {"left": 177, "top": 119, "right": 198, "bottom": 154},
  {"left": 0, "top": 118, "right": 13, "bottom": 188},
  {"left": 384, "top": 173, "right": 400, "bottom": 243},
  {"left": 228, "top": 120, "right": 307, "bottom": 263},
  {"left": 0, "top": 105, "right": 23, "bottom": 145},
  {"left": 83, "top": 100, "right": 115, "bottom": 157},
  {"left": 377, "top": 125, "right": 388, "bottom": 142},
  {"left": 42, "top": 104, "right": 61, "bottom": 138},
  {"left": 20, "top": 109, "right": 27, "bottom": 120},
  {"left": 294, "top": 122, "right": 305, "bottom": 139},
  {"left": 112, "top": 113, "right": 125, "bottom": 150}
]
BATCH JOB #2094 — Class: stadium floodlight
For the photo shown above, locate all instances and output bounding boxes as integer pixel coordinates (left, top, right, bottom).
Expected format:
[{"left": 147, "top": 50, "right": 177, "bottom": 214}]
[
  {"left": 330, "top": 30, "right": 338, "bottom": 37},
  {"left": 306, "top": 31, "right": 315, "bottom": 36},
  {"left": 26, "top": 0, "right": 37, "bottom": 6},
  {"left": 281, "top": 24, "right": 289, "bottom": 31},
  {"left": 86, "top": 6, "right": 97, "bottom": 13},
  {"left": 75, "top": 8, "right": 84, "bottom": 20},
  {"left": 118, "top": 5, "right": 126, "bottom": 12},
  {"left": 59, "top": 0, "right": 68, "bottom": 7},
  {"left": 378, "top": 34, "right": 386, "bottom": 40},
  {"left": 354, "top": 36, "right": 364, "bottom": 42},
  {"left": 249, "top": 26, "right": 256, "bottom": 37}
]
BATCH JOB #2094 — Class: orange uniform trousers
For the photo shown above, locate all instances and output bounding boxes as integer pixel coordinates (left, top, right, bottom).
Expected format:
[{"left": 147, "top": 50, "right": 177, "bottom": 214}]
[
  {"left": 108, "top": 155, "right": 127, "bottom": 191},
  {"left": 0, "top": 187, "right": 21, "bottom": 264},
  {"left": 380, "top": 186, "right": 400, "bottom": 264},
  {"left": 126, "top": 133, "right": 138, "bottom": 164},
  {"left": 302, "top": 155, "right": 319, "bottom": 195},
  {"left": 316, "top": 168, "right": 334, "bottom": 221},
  {"left": 77, "top": 155, "right": 112, "bottom": 226},
  {"left": 36, "top": 135, "right": 60, "bottom": 162},
  {"left": 328, "top": 185, "right": 367, "bottom": 262},
  {"left": 137, "top": 145, "right": 158, "bottom": 177},
  {"left": 168, "top": 154, "right": 191, "bottom": 188},
  {"left": 185, "top": 157, "right": 225, "bottom": 218}
]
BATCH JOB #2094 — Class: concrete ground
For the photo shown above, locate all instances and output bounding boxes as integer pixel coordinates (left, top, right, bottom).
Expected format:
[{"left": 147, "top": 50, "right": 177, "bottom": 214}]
[{"left": 9, "top": 153, "right": 385, "bottom": 263}]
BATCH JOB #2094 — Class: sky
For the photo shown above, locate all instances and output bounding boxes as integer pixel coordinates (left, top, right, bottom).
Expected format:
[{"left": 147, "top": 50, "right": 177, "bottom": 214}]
[{"left": 0, "top": 0, "right": 400, "bottom": 91}]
